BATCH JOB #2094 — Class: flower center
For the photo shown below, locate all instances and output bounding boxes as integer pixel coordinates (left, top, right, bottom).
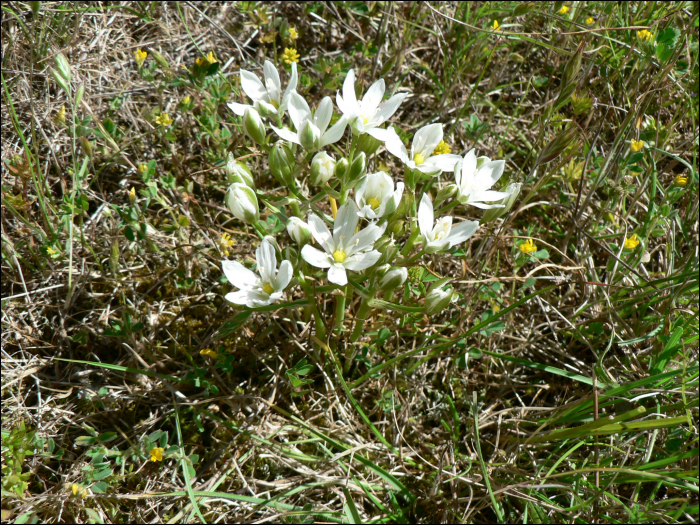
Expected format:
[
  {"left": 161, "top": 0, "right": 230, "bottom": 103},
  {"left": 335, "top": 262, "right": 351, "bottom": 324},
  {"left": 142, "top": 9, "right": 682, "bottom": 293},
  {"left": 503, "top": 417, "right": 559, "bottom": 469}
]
[
  {"left": 436, "top": 230, "right": 446, "bottom": 240},
  {"left": 362, "top": 116, "right": 368, "bottom": 125},
  {"left": 367, "top": 197, "right": 381, "bottom": 210},
  {"left": 270, "top": 99, "right": 280, "bottom": 109},
  {"left": 332, "top": 249, "right": 347, "bottom": 263},
  {"left": 413, "top": 153, "right": 425, "bottom": 165},
  {"left": 261, "top": 283, "right": 275, "bottom": 294}
]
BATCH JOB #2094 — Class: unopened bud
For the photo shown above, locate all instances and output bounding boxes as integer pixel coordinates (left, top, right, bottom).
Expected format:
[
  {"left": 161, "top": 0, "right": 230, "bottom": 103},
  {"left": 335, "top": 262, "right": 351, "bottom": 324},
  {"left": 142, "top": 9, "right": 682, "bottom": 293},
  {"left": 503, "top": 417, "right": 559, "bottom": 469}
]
[
  {"left": 348, "top": 152, "right": 367, "bottom": 181},
  {"left": 394, "top": 192, "right": 413, "bottom": 217},
  {"left": 356, "top": 133, "right": 382, "bottom": 156},
  {"left": 225, "top": 182, "right": 259, "bottom": 224},
  {"left": 262, "top": 235, "right": 281, "bottom": 254},
  {"left": 482, "top": 183, "right": 522, "bottom": 222},
  {"left": 335, "top": 158, "right": 349, "bottom": 179},
  {"left": 425, "top": 281, "right": 454, "bottom": 315},
  {"left": 269, "top": 143, "right": 295, "bottom": 186},
  {"left": 286, "top": 216, "right": 311, "bottom": 245},
  {"left": 435, "top": 184, "right": 458, "bottom": 206},
  {"left": 226, "top": 152, "right": 255, "bottom": 188},
  {"left": 54, "top": 52, "right": 71, "bottom": 82},
  {"left": 378, "top": 267, "right": 408, "bottom": 291},
  {"left": 375, "top": 238, "right": 399, "bottom": 266},
  {"left": 128, "top": 187, "right": 137, "bottom": 205},
  {"left": 309, "top": 151, "right": 336, "bottom": 185},
  {"left": 243, "top": 107, "right": 266, "bottom": 145},
  {"left": 299, "top": 120, "right": 321, "bottom": 152},
  {"left": 388, "top": 220, "right": 405, "bottom": 237},
  {"left": 537, "top": 126, "right": 578, "bottom": 165},
  {"left": 150, "top": 50, "right": 170, "bottom": 69},
  {"left": 79, "top": 136, "right": 93, "bottom": 158}
]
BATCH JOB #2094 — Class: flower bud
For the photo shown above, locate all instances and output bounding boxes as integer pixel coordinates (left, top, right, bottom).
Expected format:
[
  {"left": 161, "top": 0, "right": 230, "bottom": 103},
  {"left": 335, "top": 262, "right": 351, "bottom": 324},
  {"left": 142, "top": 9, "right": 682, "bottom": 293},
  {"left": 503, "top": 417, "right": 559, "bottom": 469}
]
[
  {"left": 309, "top": 151, "right": 336, "bottom": 185},
  {"left": 425, "top": 282, "right": 453, "bottom": 315},
  {"left": 150, "top": 50, "right": 170, "bottom": 69},
  {"left": 129, "top": 187, "right": 137, "bottom": 205},
  {"left": 388, "top": 220, "right": 405, "bottom": 237},
  {"left": 348, "top": 152, "right": 367, "bottom": 181},
  {"left": 378, "top": 267, "right": 408, "bottom": 291},
  {"left": 536, "top": 126, "right": 578, "bottom": 166},
  {"left": 357, "top": 133, "right": 382, "bottom": 156},
  {"left": 226, "top": 152, "right": 255, "bottom": 188},
  {"left": 375, "top": 238, "right": 398, "bottom": 266},
  {"left": 299, "top": 120, "right": 321, "bottom": 152},
  {"left": 394, "top": 192, "right": 413, "bottom": 217},
  {"left": 335, "top": 158, "right": 349, "bottom": 179},
  {"left": 269, "top": 143, "right": 295, "bottom": 186},
  {"left": 243, "top": 107, "right": 266, "bottom": 145},
  {"left": 286, "top": 216, "right": 311, "bottom": 245},
  {"left": 435, "top": 184, "right": 458, "bottom": 206},
  {"left": 262, "top": 235, "right": 281, "bottom": 254},
  {"left": 482, "top": 183, "right": 522, "bottom": 223},
  {"left": 225, "top": 182, "right": 259, "bottom": 224},
  {"left": 54, "top": 52, "right": 71, "bottom": 82}
]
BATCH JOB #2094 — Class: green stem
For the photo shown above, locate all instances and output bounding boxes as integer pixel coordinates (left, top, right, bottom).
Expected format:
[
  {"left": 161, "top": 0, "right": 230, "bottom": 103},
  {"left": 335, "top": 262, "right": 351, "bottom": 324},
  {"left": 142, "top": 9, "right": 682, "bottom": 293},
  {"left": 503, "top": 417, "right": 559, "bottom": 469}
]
[
  {"left": 344, "top": 288, "right": 376, "bottom": 374},
  {"left": 400, "top": 225, "right": 421, "bottom": 257},
  {"left": 333, "top": 284, "right": 352, "bottom": 335},
  {"left": 434, "top": 199, "right": 460, "bottom": 217}
]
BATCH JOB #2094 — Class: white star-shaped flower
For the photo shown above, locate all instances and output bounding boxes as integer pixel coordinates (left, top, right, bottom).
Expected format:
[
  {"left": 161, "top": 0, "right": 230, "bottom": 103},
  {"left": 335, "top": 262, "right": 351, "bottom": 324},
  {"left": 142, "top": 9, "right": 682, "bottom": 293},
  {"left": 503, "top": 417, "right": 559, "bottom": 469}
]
[
  {"left": 228, "top": 60, "right": 298, "bottom": 117},
  {"left": 385, "top": 123, "right": 462, "bottom": 175}
]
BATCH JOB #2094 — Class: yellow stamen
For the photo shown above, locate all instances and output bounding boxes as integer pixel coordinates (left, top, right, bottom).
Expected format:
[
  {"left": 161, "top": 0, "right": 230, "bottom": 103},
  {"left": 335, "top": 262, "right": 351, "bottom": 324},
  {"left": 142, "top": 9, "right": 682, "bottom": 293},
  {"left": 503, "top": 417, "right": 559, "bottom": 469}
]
[
  {"left": 413, "top": 152, "right": 425, "bottom": 165},
  {"left": 261, "top": 283, "right": 274, "bottom": 294},
  {"left": 432, "top": 140, "right": 451, "bottom": 155},
  {"left": 362, "top": 116, "right": 368, "bottom": 125},
  {"left": 332, "top": 250, "right": 346, "bottom": 263},
  {"left": 367, "top": 197, "right": 381, "bottom": 210}
]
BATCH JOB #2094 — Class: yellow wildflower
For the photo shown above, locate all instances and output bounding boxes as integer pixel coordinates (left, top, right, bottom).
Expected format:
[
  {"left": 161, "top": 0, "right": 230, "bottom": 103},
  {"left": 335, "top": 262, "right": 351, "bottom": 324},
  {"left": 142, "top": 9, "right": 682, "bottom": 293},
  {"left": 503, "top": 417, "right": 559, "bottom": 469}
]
[
  {"left": 181, "top": 95, "right": 191, "bottom": 105},
  {"left": 623, "top": 234, "right": 640, "bottom": 250},
  {"left": 281, "top": 47, "right": 300, "bottom": 64},
  {"left": 637, "top": 29, "right": 653, "bottom": 41},
  {"left": 53, "top": 105, "right": 66, "bottom": 126},
  {"left": 585, "top": 17, "right": 594, "bottom": 25},
  {"left": 558, "top": 6, "right": 570, "bottom": 15},
  {"left": 206, "top": 51, "right": 217, "bottom": 64},
  {"left": 519, "top": 238, "right": 537, "bottom": 254},
  {"left": 630, "top": 139, "right": 645, "bottom": 153},
  {"left": 155, "top": 113, "right": 173, "bottom": 126},
  {"left": 491, "top": 20, "right": 500, "bottom": 31},
  {"left": 149, "top": 447, "right": 165, "bottom": 462},
  {"left": 129, "top": 187, "right": 136, "bottom": 205},
  {"left": 71, "top": 483, "right": 88, "bottom": 498},
  {"left": 288, "top": 27, "right": 298, "bottom": 40},
  {"left": 219, "top": 232, "right": 235, "bottom": 256},
  {"left": 200, "top": 348, "right": 219, "bottom": 358},
  {"left": 432, "top": 141, "right": 452, "bottom": 155},
  {"left": 674, "top": 175, "right": 688, "bottom": 187},
  {"left": 138, "top": 163, "right": 148, "bottom": 174},
  {"left": 135, "top": 48, "right": 148, "bottom": 67},
  {"left": 45, "top": 246, "right": 58, "bottom": 257},
  {"left": 195, "top": 57, "right": 205, "bottom": 66}
]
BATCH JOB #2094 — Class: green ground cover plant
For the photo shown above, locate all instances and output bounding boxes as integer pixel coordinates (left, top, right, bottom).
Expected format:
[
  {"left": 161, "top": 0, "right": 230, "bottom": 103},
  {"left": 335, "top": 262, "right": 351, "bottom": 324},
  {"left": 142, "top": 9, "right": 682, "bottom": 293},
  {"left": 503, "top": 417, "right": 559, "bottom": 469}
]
[{"left": 1, "top": 1, "right": 698, "bottom": 523}]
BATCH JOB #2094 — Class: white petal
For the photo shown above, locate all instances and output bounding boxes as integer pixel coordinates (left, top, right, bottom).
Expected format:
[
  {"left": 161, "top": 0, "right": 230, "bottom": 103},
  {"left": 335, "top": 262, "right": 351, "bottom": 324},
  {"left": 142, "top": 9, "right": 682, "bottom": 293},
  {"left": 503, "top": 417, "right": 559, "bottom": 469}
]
[
  {"left": 225, "top": 289, "right": 254, "bottom": 305},
  {"left": 373, "top": 92, "right": 408, "bottom": 125},
  {"left": 263, "top": 60, "right": 281, "bottom": 94},
  {"left": 360, "top": 78, "right": 385, "bottom": 116},
  {"left": 348, "top": 223, "right": 385, "bottom": 254},
  {"left": 240, "top": 70, "right": 266, "bottom": 101},
  {"left": 446, "top": 220, "right": 479, "bottom": 248},
  {"left": 327, "top": 263, "right": 348, "bottom": 285},
  {"left": 320, "top": 117, "right": 347, "bottom": 147},
  {"left": 301, "top": 244, "right": 332, "bottom": 268},
  {"left": 271, "top": 125, "right": 300, "bottom": 145},
  {"left": 365, "top": 126, "right": 396, "bottom": 142},
  {"left": 288, "top": 92, "right": 311, "bottom": 130},
  {"left": 486, "top": 159, "right": 505, "bottom": 185},
  {"left": 333, "top": 201, "right": 359, "bottom": 247},
  {"left": 227, "top": 101, "right": 250, "bottom": 116},
  {"left": 424, "top": 153, "right": 462, "bottom": 173},
  {"left": 275, "top": 260, "right": 293, "bottom": 290},
  {"left": 314, "top": 97, "right": 333, "bottom": 134},
  {"left": 307, "top": 215, "right": 333, "bottom": 251},
  {"left": 465, "top": 200, "right": 504, "bottom": 209},
  {"left": 256, "top": 239, "right": 276, "bottom": 282},
  {"left": 475, "top": 189, "right": 510, "bottom": 202},
  {"left": 222, "top": 260, "right": 257, "bottom": 287},
  {"left": 418, "top": 193, "right": 434, "bottom": 238},
  {"left": 343, "top": 250, "right": 381, "bottom": 271},
  {"left": 413, "top": 123, "right": 442, "bottom": 158},
  {"left": 384, "top": 128, "right": 409, "bottom": 163},
  {"left": 246, "top": 290, "right": 275, "bottom": 308},
  {"left": 342, "top": 69, "right": 359, "bottom": 117}
]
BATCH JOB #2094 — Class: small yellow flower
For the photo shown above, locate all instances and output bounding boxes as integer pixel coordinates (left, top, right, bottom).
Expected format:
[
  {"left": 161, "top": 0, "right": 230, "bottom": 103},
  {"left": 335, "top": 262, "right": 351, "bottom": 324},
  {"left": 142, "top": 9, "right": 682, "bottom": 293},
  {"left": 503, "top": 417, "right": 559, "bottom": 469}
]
[
  {"left": 71, "top": 483, "right": 88, "bottom": 498},
  {"left": 155, "top": 113, "right": 173, "bottom": 126},
  {"left": 46, "top": 246, "right": 58, "bottom": 257},
  {"left": 558, "top": 6, "right": 570, "bottom": 15},
  {"left": 674, "top": 175, "right": 688, "bottom": 187},
  {"left": 623, "top": 234, "right": 640, "bottom": 250},
  {"left": 519, "top": 238, "right": 537, "bottom": 254},
  {"left": 53, "top": 105, "right": 66, "bottom": 126},
  {"left": 630, "top": 139, "right": 645, "bottom": 152},
  {"left": 149, "top": 447, "right": 165, "bottom": 462},
  {"left": 181, "top": 95, "right": 191, "bottom": 106},
  {"left": 585, "top": 17, "right": 594, "bottom": 25},
  {"left": 288, "top": 27, "right": 298, "bottom": 40},
  {"left": 200, "top": 348, "right": 219, "bottom": 358},
  {"left": 491, "top": 20, "right": 500, "bottom": 31},
  {"left": 281, "top": 47, "right": 300, "bottom": 64},
  {"left": 637, "top": 29, "right": 653, "bottom": 41},
  {"left": 135, "top": 49, "right": 148, "bottom": 67},
  {"left": 129, "top": 187, "right": 137, "bottom": 204},
  {"left": 195, "top": 57, "right": 205, "bottom": 66},
  {"left": 138, "top": 163, "right": 148, "bottom": 174},
  {"left": 219, "top": 232, "right": 235, "bottom": 256},
  {"left": 432, "top": 140, "right": 452, "bottom": 155},
  {"left": 206, "top": 51, "right": 217, "bottom": 64}
]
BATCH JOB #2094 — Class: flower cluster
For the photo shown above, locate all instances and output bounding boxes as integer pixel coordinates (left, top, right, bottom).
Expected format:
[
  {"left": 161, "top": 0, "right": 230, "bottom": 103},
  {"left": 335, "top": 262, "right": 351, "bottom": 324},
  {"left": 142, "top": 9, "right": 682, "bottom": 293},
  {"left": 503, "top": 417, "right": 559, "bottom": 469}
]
[{"left": 219, "top": 59, "right": 521, "bottom": 319}]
